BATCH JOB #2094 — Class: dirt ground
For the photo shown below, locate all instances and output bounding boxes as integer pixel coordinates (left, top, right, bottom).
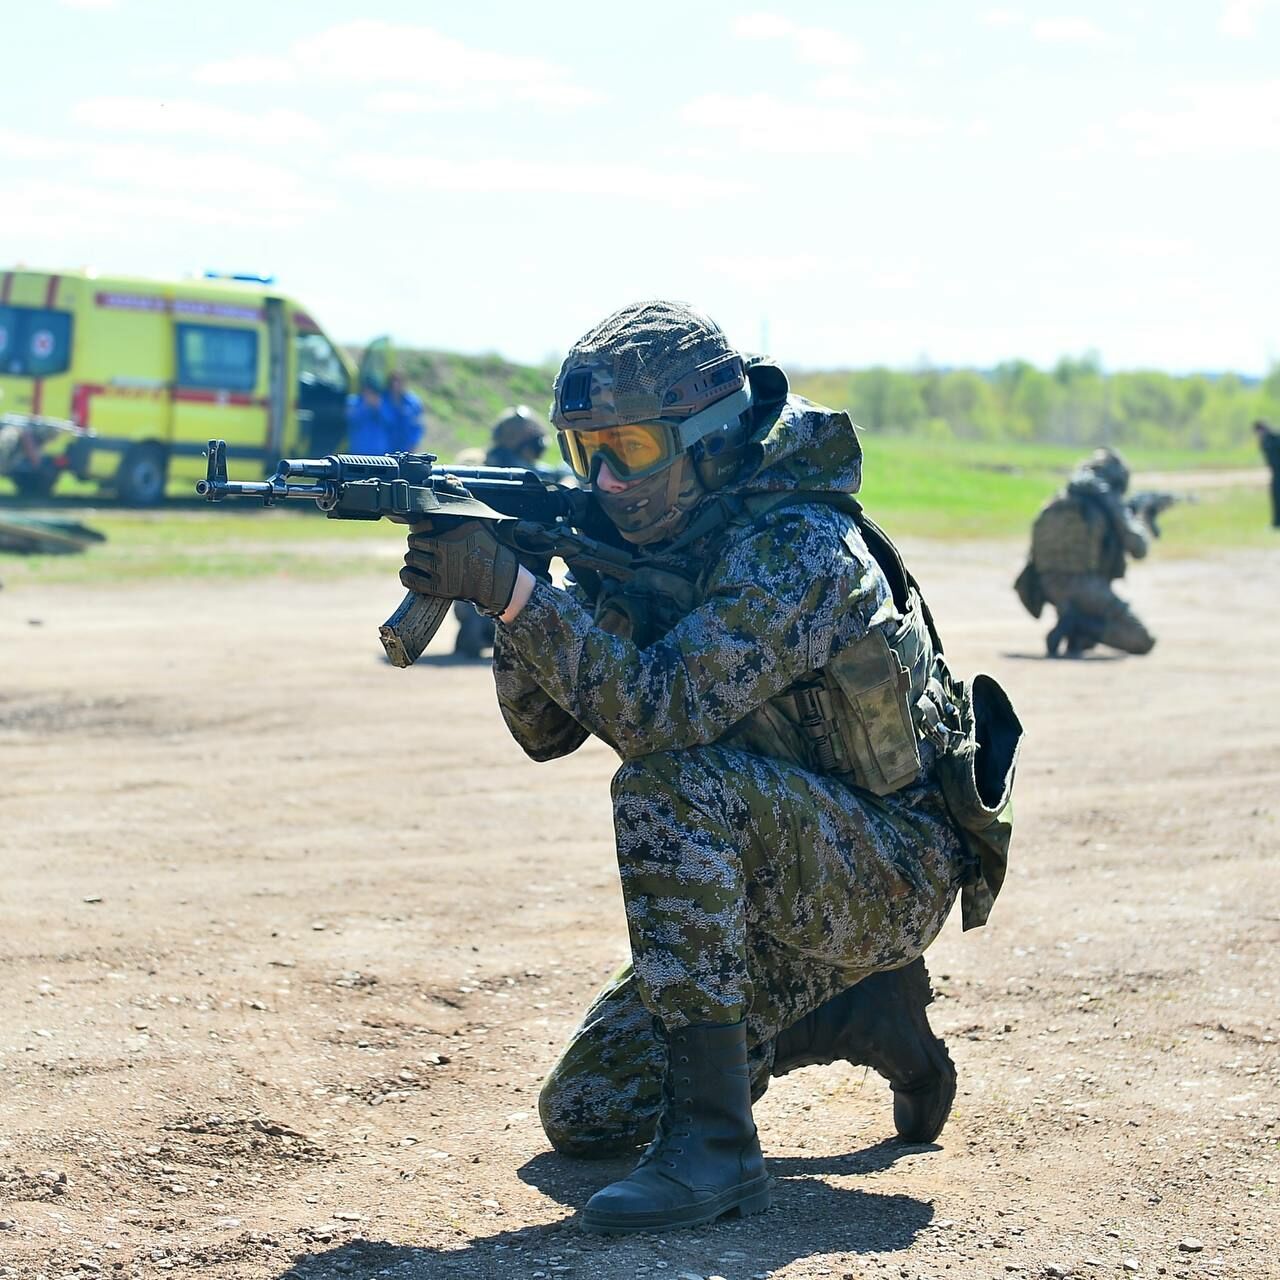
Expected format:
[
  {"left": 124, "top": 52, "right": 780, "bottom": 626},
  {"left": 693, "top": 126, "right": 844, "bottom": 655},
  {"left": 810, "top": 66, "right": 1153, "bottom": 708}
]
[{"left": 1, "top": 537, "right": 1276, "bottom": 1280}]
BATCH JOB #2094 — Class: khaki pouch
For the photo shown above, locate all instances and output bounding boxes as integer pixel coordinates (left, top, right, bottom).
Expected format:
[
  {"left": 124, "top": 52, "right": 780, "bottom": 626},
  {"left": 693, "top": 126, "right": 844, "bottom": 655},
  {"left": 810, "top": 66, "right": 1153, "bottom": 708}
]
[{"left": 823, "top": 626, "right": 922, "bottom": 796}]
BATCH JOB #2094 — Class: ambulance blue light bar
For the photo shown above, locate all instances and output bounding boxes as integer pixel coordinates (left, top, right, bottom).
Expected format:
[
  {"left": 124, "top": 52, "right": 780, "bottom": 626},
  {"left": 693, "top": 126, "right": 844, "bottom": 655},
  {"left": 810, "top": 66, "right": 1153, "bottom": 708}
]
[{"left": 203, "top": 271, "right": 277, "bottom": 285}]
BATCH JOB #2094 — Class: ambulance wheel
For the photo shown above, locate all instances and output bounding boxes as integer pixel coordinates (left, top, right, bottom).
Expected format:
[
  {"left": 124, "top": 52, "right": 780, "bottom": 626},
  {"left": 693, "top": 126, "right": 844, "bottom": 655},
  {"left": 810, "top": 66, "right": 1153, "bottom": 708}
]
[{"left": 116, "top": 444, "right": 168, "bottom": 505}]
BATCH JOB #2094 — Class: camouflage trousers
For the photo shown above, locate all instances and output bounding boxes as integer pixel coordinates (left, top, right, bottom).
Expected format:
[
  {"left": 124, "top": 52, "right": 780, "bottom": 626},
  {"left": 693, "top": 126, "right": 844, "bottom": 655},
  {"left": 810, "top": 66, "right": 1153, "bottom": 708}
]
[
  {"left": 1040, "top": 570, "right": 1155, "bottom": 655},
  {"left": 538, "top": 744, "right": 963, "bottom": 1156}
]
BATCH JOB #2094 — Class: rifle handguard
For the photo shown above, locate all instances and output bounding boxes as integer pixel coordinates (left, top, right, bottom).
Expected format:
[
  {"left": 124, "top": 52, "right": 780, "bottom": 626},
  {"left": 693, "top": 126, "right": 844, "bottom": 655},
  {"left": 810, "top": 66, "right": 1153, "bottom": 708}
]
[{"left": 380, "top": 590, "right": 453, "bottom": 668}]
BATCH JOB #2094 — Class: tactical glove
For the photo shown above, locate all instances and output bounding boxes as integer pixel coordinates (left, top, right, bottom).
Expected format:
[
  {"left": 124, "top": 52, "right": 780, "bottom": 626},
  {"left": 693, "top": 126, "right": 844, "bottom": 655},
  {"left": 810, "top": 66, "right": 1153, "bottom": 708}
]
[{"left": 400, "top": 520, "right": 520, "bottom": 616}]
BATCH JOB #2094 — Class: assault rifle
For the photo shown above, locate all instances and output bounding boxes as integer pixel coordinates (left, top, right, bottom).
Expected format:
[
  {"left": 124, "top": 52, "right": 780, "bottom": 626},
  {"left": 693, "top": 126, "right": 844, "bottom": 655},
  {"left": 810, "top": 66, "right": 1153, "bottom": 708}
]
[
  {"left": 1126, "top": 489, "right": 1191, "bottom": 538},
  {"left": 196, "top": 438, "right": 632, "bottom": 667}
]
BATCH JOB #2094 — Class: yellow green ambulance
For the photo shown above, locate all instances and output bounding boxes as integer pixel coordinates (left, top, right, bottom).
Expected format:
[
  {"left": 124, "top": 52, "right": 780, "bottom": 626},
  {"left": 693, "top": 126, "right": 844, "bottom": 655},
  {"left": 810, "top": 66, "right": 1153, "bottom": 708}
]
[{"left": 0, "top": 267, "right": 361, "bottom": 502}]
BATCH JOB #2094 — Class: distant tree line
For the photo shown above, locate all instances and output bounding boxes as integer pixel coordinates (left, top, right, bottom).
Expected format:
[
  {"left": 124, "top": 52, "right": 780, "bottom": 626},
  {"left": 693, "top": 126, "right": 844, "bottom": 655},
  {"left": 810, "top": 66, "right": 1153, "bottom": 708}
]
[
  {"left": 364, "top": 345, "right": 1279, "bottom": 459},
  {"left": 794, "top": 356, "right": 1280, "bottom": 452}
]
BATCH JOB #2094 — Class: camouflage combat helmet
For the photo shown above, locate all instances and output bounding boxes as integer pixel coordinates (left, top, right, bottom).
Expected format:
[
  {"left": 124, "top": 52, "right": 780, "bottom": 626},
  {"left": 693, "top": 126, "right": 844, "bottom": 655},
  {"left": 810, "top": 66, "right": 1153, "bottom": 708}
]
[
  {"left": 551, "top": 300, "right": 754, "bottom": 545},
  {"left": 492, "top": 404, "right": 546, "bottom": 451},
  {"left": 1080, "top": 446, "right": 1131, "bottom": 494}
]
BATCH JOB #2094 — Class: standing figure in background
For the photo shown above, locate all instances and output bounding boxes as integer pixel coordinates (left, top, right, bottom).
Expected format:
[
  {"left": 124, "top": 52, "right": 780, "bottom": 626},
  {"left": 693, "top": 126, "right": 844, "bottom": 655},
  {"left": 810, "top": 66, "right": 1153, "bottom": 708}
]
[
  {"left": 453, "top": 407, "right": 553, "bottom": 660},
  {"left": 345, "top": 381, "right": 389, "bottom": 456},
  {"left": 384, "top": 372, "right": 426, "bottom": 453},
  {"left": 345, "top": 374, "right": 425, "bottom": 456},
  {"left": 1254, "top": 420, "right": 1280, "bottom": 529},
  {"left": 1016, "top": 447, "right": 1154, "bottom": 658}
]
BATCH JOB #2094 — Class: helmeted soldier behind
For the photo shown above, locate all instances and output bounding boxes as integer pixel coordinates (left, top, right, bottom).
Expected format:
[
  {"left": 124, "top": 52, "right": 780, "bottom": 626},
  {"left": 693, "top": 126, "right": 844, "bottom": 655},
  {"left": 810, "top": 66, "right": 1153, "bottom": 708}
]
[
  {"left": 454, "top": 407, "right": 556, "bottom": 659},
  {"left": 398, "top": 300, "right": 1021, "bottom": 1234},
  {"left": 486, "top": 404, "right": 548, "bottom": 469},
  {"left": 1015, "top": 447, "right": 1154, "bottom": 658}
]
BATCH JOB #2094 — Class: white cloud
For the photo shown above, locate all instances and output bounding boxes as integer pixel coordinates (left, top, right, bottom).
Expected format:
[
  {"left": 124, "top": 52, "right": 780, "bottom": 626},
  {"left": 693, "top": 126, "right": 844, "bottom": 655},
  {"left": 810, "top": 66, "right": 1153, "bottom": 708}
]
[
  {"left": 1120, "top": 80, "right": 1280, "bottom": 154},
  {"left": 0, "top": 126, "right": 328, "bottom": 233},
  {"left": 366, "top": 77, "right": 596, "bottom": 114},
  {"left": 194, "top": 55, "right": 297, "bottom": 86},
  {"left": 680, "top": 93, "right": 944, "bottom": 155},
  {"left": 1032, "top": 16, "right": 1110, "bottom": 42},
  {"left": 190, "top": 20, "right": 598, "bottom": 110},
  {"left": 343, "top": 153, "right": 751, "bottom": 208},
  {"left": 813, "top": 75, "right": 877, "bottom": 102},
  {"left": 703, "top": 253, "right": 825, "bottom": 286},
  {"left": 0, "top": 128, "right": 73, "bottom": 160},
  {"left": 732, "top": 12, "right": 862, "bottom": 67},
  {"left": 1220, "top": 0, "right": 1271, "bottom": 36},
  {"left": 0, "top": 178, "right": 308, "bottom": 238},
  {"left": 1085, "top": 234, "right": 1195, "bottom": 260},
  {"left": 71, "top": 97, "right": 322, "bottom": 146},
  {"left": 733, "top": 13, "right": 795, "bottom": 40},
  {"left": 982, "top": 9, "right": 1024, "bottom": 27},
  {"left": 85, "top": 143, "right": 330, "bottom": 214},
  {"left": 57, "top": 0, "right": 117, "bottom": 9}
]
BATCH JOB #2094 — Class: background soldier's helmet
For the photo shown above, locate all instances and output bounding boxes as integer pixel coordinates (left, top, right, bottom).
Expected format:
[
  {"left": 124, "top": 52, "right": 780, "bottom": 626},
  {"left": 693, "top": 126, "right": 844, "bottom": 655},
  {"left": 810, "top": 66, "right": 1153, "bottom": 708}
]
[
  {"left": 1081, "top": 446, "right": 1131, "bottom": 495},
  {"left": 491, "top": 404, "right": 546, "bottom": 452},
  {"left": 551, "top": 300, "right": 755, "bottom": 545}
]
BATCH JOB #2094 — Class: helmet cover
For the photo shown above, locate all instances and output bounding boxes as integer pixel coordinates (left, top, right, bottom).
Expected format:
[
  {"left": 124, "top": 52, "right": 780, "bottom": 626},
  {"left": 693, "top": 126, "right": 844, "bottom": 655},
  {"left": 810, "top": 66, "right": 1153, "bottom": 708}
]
[{"left": 552, "top": 300, "right": 751, "bottom": 544}]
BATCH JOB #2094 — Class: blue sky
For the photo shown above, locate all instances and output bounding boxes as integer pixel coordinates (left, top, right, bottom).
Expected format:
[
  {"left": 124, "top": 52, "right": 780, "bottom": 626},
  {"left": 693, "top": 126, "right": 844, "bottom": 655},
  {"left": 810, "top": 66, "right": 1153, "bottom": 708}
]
[{"left": 2, "top": 0, "right": 1276, "bottom": 374}]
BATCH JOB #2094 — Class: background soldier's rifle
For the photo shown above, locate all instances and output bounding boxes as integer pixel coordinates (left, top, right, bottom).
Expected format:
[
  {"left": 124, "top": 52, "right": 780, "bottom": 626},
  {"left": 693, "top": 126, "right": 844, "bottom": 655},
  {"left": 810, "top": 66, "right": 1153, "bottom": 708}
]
[
  {"left": 1126, "top": 489, "right": 1192, "bottom": 538},
  {"left": 196, "top": 439, "right": 633, "bottom": 667}
]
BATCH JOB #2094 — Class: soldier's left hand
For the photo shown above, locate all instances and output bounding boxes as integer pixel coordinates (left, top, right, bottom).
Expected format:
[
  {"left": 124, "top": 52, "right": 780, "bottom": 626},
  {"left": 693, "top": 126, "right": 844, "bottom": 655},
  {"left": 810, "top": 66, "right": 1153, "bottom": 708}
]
[{"left": 400, "top": 519, "right": 520, "bottom": 615}]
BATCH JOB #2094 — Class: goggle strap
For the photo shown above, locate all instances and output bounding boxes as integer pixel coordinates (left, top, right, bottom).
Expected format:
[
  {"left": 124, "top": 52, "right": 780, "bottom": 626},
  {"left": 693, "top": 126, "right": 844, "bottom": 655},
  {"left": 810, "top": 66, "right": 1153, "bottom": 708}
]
[{"left": 674, "top": 384, "right": 753, "bottom": 451}]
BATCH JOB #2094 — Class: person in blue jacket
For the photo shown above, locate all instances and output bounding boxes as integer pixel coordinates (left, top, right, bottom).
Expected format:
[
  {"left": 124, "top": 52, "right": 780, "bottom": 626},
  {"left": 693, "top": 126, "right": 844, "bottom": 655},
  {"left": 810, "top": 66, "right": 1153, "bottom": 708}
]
[
  {"left": 384, "top": 372, "right": 425, "bottom": 453},
  {"left": 345, "top": 382, "right": 389, "bottom": 455},
  {"left": 346, "top": 373, "right": 426, "bottom": 455}
]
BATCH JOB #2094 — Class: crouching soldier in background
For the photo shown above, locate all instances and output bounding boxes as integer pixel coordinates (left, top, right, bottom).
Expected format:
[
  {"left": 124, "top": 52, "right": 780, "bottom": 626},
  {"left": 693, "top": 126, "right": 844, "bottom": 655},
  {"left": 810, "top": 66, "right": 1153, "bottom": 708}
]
[
  {"left": 1015, "top": 447, "right": 1154, "bottom": 658},
  {"left": 398, "top": 301, "right": 1021, "bottom": 1233}
]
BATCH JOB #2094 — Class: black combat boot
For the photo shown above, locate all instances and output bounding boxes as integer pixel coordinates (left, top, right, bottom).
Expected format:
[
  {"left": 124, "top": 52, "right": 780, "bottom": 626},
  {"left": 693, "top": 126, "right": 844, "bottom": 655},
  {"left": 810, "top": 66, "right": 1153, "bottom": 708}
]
[
  {"left": 1047, "top": 604, "right": 1091, "bottom": 658},
  {"left": 579, "top": 1019, "right": 772, "bottom": 1235},
  {"left": 770, "top": 957, "right": 956, "bottom": 1144},
  {"left": 1063, "top": 610, "right": 1103, "bottom": 659},
  {"left": 1045, "top": 617, "right": 1069, "bottom": 657}
]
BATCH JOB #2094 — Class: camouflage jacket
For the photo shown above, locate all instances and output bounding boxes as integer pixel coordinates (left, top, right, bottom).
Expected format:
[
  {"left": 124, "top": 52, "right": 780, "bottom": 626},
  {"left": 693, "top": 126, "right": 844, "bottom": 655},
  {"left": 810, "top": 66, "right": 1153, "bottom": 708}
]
[{"left": 492, "top": 378, "right": 932, "bottom": 780}]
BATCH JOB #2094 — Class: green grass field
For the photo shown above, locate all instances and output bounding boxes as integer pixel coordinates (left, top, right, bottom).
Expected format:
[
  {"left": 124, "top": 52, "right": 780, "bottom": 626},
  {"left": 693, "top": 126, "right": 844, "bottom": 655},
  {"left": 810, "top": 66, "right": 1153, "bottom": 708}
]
[
  {"left": 1, "top": 436, "right": 1272, "bottom": 587},
  {"left": 854, "top": 435, "right": 1273, "bottom": 553}
]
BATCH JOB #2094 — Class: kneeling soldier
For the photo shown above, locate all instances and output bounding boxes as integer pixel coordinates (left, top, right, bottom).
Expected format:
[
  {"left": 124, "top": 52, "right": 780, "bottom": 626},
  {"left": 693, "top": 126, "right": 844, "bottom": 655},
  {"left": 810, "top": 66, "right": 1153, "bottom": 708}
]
[{"left": 399, "top": 301, "right": 1020, "bottom": 1234}]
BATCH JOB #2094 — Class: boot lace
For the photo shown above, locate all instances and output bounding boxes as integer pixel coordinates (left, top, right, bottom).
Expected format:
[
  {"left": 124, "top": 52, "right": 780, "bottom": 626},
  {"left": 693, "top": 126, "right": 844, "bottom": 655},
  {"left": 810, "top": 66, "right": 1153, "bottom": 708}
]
[{"left": 638, "top": 1035, "right": 694, "bottom": 1172}]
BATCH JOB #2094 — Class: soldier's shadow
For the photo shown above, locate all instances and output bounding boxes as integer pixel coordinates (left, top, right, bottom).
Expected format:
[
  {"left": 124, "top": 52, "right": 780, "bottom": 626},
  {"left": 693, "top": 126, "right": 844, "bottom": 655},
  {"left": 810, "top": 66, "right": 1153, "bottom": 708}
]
[
  {"left": 402, "top": 652, "right": 493, "bottom": 668},
  {"left": 514, "top": 1136, "right": 927, "bottom": 1206},
  {"left": 273, "top": 1142, "right": 934, "bottom": 1279},
  {"left": 1000, "top": 650, "right": 1126, "bottom": 662}
]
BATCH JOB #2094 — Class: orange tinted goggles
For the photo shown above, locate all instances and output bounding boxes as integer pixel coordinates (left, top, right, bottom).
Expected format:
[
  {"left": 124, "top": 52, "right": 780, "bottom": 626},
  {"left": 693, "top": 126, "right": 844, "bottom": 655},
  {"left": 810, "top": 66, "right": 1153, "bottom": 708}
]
[{"left": 558, "top": 421, "right": 681, "bottom": 482}]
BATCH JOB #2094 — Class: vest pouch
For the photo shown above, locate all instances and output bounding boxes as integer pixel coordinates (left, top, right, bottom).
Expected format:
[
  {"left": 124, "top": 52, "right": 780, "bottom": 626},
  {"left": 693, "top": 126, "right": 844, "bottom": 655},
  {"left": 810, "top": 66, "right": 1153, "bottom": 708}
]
[
  {"left": 823, "top": 628, "right": 922, "bottom": 797},
  {"left": 933, "top": 672, "right": 1023, "bottom": 931},
  {"left": 1013, "top": 560, "right": 1045, "bottom": 619}
]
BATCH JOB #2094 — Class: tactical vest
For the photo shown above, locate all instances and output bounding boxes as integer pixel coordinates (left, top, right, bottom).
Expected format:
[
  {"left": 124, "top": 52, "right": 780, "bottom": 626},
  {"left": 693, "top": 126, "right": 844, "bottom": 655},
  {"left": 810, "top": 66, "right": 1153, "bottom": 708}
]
[
  {"left": 1031, "top": 488, "right": 1124, "bottom": 579},
  {"left": 583, "top": 491, "right": 1022, "bottom": 931},
  {"left": 590, "top": 493, "right": 952, "bottom": 796}
]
